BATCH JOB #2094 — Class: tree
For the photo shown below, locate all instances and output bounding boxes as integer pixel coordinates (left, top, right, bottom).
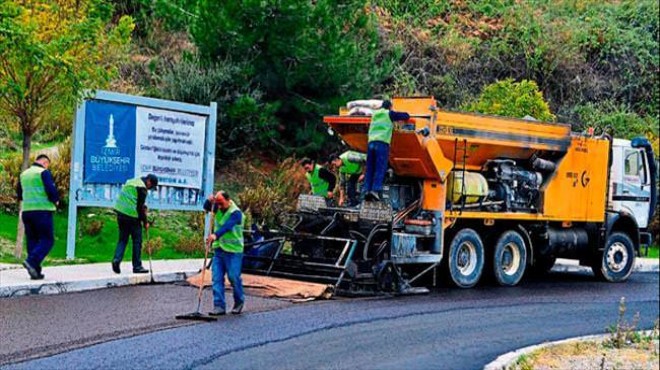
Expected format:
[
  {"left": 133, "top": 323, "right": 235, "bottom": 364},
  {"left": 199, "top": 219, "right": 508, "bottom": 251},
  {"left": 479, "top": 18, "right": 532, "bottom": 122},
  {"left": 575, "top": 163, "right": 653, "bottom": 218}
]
[
  {"left": 190, "top": 0, "right": 394, "bottom": 156},
  {"left": 462, "top": 79, "right": 556, "bottom": 122},
  {"left": 0, "top": 0, "right": 134, "bottom": 257}
]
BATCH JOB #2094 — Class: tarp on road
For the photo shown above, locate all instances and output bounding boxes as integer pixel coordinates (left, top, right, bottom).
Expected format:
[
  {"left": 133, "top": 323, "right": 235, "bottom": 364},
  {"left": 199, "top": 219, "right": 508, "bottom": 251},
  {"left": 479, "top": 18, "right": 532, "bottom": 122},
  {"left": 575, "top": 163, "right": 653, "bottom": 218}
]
[{"left": 187, "top": 270, "right": 334, "bottom": 302}]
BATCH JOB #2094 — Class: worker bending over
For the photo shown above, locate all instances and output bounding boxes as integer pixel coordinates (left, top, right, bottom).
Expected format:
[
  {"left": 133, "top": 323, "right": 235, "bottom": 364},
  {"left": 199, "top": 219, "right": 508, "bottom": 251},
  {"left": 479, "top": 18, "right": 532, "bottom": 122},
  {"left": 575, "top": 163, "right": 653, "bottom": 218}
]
[
  {"left": 363, "top": 100, "right": 410, "bottom": 201},
  {"left": 300, "top": 158, "right": 337, "bottom": 202},
  {"left": 330, "top": 151, "right": 366, "bottom": 207},
  {"left": 112, "top": 174, "right": 158, "bottom": 274}
]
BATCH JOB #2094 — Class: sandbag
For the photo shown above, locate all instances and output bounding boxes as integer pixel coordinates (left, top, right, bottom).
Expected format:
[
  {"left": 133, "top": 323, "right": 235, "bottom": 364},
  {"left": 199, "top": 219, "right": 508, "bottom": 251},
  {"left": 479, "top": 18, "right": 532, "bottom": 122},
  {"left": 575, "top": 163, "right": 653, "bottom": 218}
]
[{"left": 347, "top": 99, "right": 383, "bottom": 110}]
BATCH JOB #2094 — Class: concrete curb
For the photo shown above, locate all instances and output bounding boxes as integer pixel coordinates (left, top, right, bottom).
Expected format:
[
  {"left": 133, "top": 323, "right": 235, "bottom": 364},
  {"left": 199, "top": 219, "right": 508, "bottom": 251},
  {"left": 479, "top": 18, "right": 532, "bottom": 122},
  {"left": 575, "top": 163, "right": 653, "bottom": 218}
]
[
  {"left": 552, "top": 258, "right": 659, "bottom": 274},
  {"left": 484, "top": 334, "right": 606, "bottom": 370},
  {"left": 0, "top": 258, "right": 657, "bottom": 299},
  {"left": 483, "top": 330, "right": 656, "bottom": 370},
  {"left": 0, "top": 269, "right": 199, "bottom": 299}
]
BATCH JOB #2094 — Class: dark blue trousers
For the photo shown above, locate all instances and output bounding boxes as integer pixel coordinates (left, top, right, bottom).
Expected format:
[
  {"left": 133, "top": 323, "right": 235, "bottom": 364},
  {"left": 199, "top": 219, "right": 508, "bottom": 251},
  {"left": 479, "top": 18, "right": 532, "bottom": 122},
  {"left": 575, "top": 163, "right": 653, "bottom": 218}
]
[
  {"left": 23, "top": 211, "right": 55, "bottom": 272},
  {"left": 364, "top": 141, "right": 390, "bottom": 193},
  {"left": 113, "top": 214, "right": 143, "bottom": 269}
]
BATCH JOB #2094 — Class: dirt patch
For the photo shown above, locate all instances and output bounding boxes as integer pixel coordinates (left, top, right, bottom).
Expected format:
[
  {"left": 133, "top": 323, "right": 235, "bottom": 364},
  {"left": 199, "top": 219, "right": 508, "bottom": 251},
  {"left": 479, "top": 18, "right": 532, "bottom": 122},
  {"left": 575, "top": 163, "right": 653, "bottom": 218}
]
[{"left": 512, "top": 338, "right": 659, "bottom": 370}]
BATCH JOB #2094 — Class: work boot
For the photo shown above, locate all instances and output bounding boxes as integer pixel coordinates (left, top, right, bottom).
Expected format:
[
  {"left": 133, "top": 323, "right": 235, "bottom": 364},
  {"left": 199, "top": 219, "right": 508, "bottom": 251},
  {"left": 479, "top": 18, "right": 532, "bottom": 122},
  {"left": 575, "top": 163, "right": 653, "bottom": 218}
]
[
  {"left": 31, "top": 273, "right": 45, "bottom": 280},
  {"left": 112, "top": 261, "right": 121, "bottom": 274},
  {"left": 231, "top": 302, "right": 244, "bottom": 315},
  {"left": 209, "top": 308, "right": 226, "bottom": 316},
  {"left": 133, "top": 266, "right": 149, "bottom": 274},
  {"left": 22, "top": 261, "right": 39, "bottom": 280}
]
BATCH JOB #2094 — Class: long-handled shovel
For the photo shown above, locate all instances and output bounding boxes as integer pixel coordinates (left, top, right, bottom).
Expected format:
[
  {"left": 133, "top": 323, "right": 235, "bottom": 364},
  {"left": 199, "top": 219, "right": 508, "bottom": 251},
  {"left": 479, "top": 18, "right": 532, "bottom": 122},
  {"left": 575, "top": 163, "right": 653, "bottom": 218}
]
[
  {"left": 176, "top": 211, "right": 217, "bottom": 322},
  {"left": 145, "top": 217, "right": 155, "bottom": 284}
]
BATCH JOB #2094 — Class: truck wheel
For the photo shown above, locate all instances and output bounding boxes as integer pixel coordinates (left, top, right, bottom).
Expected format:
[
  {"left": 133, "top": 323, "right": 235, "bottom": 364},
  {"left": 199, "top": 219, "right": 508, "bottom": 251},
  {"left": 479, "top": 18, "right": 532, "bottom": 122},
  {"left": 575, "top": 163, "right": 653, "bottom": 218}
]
[
  {"left": 448, "top": 229, "right": 484, "bottom": 288},
  {"left": 591, "top": 232, "right": 635, "bottom": 282},
  {"left": 492, "top": 231, "right": 527, "bottom": 286}
]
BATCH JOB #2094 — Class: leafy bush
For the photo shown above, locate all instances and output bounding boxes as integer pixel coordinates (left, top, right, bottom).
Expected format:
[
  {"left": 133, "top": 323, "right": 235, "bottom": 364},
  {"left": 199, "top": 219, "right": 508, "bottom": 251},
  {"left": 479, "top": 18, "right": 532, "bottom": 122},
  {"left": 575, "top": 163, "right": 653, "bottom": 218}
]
[
  {"left": 571, "top": 101, "right": 659, "bottom": 141},
  {"left": 144, "top": 235, "right": 164, "bottom": 255},
  {"left": 82, "top": 219, "right": 105, "bottom": 237},
  {"left": 462, "top": 79, "right": 556, "bottom": 122},
  {"left": 237, "top": 158, "right": 307, "bottom": 227},
  {"left": 173, "top": 233, "right": 204, "bottom": 254}
]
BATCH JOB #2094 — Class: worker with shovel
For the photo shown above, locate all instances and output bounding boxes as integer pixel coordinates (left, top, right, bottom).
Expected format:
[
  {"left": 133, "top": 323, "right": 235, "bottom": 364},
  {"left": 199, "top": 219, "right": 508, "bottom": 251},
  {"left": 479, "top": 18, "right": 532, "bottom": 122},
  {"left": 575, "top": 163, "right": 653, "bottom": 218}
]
[{"left": 205, "top": 191, "right": 245, "bottom": 316}]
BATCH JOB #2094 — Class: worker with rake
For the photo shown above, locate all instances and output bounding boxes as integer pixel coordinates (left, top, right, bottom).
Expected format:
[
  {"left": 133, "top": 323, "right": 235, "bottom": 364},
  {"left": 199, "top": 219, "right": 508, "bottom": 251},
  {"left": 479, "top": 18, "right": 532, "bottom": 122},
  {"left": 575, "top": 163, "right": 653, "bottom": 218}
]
[{"left": 205, "top": 191, "right": 245, "bottom": 316}]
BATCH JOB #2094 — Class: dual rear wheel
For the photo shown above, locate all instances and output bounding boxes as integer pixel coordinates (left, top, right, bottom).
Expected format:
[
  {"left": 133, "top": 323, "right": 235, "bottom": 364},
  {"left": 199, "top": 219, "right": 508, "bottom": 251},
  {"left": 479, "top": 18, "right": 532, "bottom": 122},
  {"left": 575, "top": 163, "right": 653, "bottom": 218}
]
[{"left": 447, "top": 228, "right": 527, "bottom": 288}]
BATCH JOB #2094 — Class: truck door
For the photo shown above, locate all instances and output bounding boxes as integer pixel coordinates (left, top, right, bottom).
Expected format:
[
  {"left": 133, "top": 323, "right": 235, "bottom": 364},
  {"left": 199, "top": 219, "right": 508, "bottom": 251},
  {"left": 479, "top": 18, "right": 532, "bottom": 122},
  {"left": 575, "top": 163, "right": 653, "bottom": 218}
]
[{"left": 615, "top": 147, "right": 651, "bottom": 228}]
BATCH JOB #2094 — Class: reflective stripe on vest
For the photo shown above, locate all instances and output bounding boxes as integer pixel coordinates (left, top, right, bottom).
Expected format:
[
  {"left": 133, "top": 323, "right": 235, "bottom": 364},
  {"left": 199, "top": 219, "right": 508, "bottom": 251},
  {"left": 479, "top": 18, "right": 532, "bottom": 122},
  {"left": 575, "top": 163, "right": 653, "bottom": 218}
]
[
  {"left": 339, "top": 151, "right": 365, "bottom": 175},
  {"left": 213, "top": 201, "right": 244, "bottom": 253},
  {"left": 20, "top": 166, "right": 56, "bottom": 212},
  {"left": 368, "top": 109, "right": 394, "bottom": 144},
  {"left": 305, "top": 164, "right": 330, "bottom": 197},
  {"left": 114, "top": 178, "right": 145, "bottom": 218}
]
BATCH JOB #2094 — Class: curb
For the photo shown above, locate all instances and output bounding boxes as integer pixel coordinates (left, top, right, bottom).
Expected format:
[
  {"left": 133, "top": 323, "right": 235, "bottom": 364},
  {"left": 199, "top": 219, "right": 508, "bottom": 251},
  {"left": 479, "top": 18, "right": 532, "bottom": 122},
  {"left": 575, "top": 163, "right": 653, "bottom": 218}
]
[
  {"left": 483, "top": 331, "right": 656, "bottom": 370},
  {"left": 552, "top": 258, "right": 659, "bottom": 274},
  {"left": 0, "top": 270, "right": 199, "bottom": 299},
  {"left": 483, "top": 334, "right": 606, "bottom": 370}
]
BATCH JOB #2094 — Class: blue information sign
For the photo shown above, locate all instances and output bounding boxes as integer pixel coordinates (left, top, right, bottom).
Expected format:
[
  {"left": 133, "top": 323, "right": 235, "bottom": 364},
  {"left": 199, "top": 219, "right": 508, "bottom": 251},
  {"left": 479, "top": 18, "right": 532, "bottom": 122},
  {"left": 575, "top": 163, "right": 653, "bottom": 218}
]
[{"left": 83, "top": 101, "right": 136, "bottom": 184}]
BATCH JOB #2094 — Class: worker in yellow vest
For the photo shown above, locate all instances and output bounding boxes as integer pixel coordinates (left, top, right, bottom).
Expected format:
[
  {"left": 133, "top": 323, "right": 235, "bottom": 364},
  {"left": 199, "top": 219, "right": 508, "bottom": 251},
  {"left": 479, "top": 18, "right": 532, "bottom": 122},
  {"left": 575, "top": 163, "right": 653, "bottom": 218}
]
[
  {"left": 18, "top": 154, "right": 59, "bottom": 280},
  {"left": 330, "top": 151, "right": 366, "bottom": 207},
  {"left": 112, "top": 174, "right": 158, "bottom": 274},
  {"left": 363, "top": 100, "right": 410, "bottom": 201},
  {"left": 300, "top": 158, "right": 337, "bottom": 201},
  {"left": 205, "top": 191, "right": 245, "bottom": 315}
]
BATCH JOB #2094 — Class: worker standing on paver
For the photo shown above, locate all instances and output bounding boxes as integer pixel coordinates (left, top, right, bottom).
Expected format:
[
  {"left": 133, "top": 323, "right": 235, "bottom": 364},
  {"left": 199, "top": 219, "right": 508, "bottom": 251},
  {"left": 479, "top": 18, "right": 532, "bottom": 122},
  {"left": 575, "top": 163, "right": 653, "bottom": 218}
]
[
  {"left": 363, "top": 100, "right": 410, "bottom": 202},
  {"left": 112, "top": 174, "right": 158, "bottom": 274},
  {"left": 330, "top": 151, "right": 366, "bottom": 207},
  {"left": 17, "top": 154, "right": 59, "bottom": 280},
  {"left": 205, "top": 191, "right": 245, "bottom": 316},
  {"left": 300, "top": 157, "right": 337, "bottom": 202}
]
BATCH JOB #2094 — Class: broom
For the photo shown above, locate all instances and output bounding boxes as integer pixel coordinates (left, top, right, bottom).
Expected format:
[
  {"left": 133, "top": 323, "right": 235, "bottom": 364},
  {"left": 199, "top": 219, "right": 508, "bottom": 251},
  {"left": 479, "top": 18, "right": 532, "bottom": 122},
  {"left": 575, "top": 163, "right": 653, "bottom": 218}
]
[{"left": 175, "top": 210, "right": 217, "bottom": 322}]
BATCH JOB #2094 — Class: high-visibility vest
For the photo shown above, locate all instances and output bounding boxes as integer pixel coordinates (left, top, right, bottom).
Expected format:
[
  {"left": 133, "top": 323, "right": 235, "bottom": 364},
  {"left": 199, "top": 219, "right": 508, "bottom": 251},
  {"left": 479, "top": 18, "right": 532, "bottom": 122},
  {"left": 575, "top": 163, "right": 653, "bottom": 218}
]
[
  {"left": 305, "top": 164, "right": 330, "bottom": 197},
  {"left": 20, "top": 166, "right": 56, "bottom": 212},
  {"left": 368, "top": 109, "right": 394, "bottom": 144},
  {"left": 114, "top": 178, "right": 146, "bottom": 218},
  {"left": 213, "top": 200, "right": 244, "bottom": 253},
  {"left": 339, "top": 151, "right": 365, "bottom": 175}
]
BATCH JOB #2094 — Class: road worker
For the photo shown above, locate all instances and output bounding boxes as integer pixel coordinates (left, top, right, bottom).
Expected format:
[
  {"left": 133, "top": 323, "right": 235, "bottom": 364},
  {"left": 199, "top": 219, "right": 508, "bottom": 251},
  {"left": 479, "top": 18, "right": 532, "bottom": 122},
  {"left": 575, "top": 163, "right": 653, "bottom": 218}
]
[{"left": 330, "top": 151, "right": 366, "bottom": 207}]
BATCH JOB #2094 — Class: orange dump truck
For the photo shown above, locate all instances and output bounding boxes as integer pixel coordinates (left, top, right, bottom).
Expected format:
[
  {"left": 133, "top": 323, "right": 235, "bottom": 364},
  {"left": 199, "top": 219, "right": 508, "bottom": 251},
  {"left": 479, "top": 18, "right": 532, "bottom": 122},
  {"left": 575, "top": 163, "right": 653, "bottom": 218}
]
[{"left": 242, "top": 97, "right": 656, "bottom": 293}]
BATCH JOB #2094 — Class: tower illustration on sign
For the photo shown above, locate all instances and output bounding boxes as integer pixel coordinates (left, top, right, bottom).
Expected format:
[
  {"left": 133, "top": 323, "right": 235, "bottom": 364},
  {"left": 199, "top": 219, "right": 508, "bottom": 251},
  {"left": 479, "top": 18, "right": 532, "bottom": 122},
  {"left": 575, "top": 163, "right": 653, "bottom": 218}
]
[{"left": 104, "top": 114, "right": 117, "bottom": 148}]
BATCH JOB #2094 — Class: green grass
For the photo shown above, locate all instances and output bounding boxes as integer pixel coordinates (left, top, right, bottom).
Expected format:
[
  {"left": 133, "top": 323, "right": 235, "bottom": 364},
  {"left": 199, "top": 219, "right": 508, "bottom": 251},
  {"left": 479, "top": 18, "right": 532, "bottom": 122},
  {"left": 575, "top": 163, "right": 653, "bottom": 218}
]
[
  {"left": 643, "top": 244, "right": 659, "bottom": 259},
  {"left": 0, "top": 208, "right": 204, "bottom": 265}
]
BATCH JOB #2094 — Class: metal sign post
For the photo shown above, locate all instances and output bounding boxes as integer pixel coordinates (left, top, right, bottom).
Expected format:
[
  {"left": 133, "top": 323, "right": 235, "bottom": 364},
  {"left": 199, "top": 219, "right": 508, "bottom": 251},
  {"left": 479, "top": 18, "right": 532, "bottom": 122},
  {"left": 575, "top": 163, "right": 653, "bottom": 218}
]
[{"left": 66, "top": 90, "right": 217, "bottom": 259}]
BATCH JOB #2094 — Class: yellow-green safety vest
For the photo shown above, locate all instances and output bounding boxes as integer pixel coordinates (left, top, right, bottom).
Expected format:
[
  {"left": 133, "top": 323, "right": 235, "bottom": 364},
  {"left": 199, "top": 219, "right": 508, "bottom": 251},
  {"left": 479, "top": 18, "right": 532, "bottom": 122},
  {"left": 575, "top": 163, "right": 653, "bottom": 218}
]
[
  {"left": 305, "top": 164, "right": 330, "bottom": 197},
  {"left": 339, "top": 151, "right": 365, "bottom": 175},
  {"left": 213, "top": 200, "right": 244, "bottom": 253},
  {"left": 114, "top": 178, "right": 146, "bottom": 218},
  {"left": 368, "top": 108, "right": 394, "bottom": 144},
  {"left": 20, "top": 165, "right": 56, "bottom": 212}
]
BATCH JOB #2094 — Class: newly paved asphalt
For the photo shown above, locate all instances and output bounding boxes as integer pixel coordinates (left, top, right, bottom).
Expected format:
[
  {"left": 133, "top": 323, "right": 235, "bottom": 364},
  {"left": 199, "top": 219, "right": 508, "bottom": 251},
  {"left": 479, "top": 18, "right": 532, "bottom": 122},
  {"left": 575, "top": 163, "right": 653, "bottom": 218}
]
[{"left": 2, "top": 271, "right": 658, "bottom": 370}]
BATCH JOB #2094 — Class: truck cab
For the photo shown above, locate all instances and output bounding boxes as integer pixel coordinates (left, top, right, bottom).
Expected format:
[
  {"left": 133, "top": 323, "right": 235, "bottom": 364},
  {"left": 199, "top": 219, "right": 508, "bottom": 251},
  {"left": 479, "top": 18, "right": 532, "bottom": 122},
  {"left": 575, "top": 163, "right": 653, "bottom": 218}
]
[{"left": 609, "top": 138, "right": 657, "bottom": 248}]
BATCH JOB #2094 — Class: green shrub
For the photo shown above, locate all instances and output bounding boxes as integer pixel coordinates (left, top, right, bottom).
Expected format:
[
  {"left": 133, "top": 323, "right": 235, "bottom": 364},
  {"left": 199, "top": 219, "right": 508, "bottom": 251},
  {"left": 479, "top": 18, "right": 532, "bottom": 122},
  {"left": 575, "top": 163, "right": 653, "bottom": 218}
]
[
  {"left": 462, "top": 79, "right": 556, "bottom": 122},
  {"left": 173, "top": 233, "right": 204, "bottom": 255},
  {"left": 82, "top": 219, "right": 105, "bottom": 237},
  {"left": 237, "top": 158, "right": 306, "bottom": 227}
]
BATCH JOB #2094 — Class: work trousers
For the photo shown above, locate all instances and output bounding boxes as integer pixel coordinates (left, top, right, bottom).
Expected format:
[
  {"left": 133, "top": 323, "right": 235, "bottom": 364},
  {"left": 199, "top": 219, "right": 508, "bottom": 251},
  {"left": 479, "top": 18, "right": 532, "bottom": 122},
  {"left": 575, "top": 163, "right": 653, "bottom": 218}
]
[
  {"left": 340, "top": 173, "right": 360, "bottom": 206},
  {"left": 23, "top": 211, "right": 55, "bottom": 272},
  {"left": 113, "top": 214, "right": 143, "bottom": 269},
  {"left": 364, "top": 141, "right": 390, "bottom": 193},
  {"left": 211, "top": 248, "right": 245, "bottom": 310}
]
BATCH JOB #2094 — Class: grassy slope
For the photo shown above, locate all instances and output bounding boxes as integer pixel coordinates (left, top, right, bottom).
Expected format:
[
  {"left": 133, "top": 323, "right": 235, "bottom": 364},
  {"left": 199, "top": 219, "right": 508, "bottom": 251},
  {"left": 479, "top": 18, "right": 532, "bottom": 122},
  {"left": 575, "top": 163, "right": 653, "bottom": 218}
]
[{"left": 0, "top": 209, "right": 204, "bottom": 265}]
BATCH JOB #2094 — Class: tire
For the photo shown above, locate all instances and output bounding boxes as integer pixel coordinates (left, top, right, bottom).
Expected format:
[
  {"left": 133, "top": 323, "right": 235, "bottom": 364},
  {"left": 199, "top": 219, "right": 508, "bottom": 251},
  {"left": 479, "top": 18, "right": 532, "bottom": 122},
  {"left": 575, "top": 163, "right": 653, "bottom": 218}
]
[
  {"left": 591, "top": 232, "right": 636, "bottom": 283},
  {"left": 492, "top": 231, "right": 527, "bottom": 286},
  {"left": 447, "top": 228, "right": 485, "bottom": 288}
]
